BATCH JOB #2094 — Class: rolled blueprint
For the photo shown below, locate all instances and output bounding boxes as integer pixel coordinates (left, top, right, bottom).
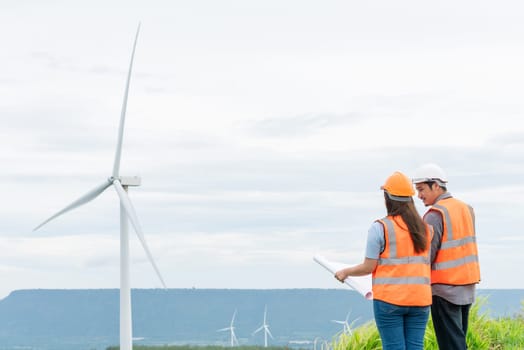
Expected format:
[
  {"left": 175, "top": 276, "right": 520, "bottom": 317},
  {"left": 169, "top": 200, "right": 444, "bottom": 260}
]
[{"left": 313, "top": 254, "right": 373, "bottom": 300}]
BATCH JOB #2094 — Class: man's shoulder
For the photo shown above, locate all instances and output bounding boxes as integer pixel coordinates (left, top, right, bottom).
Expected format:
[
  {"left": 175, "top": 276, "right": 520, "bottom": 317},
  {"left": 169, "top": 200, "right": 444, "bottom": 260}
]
[
  {"left": 445, "top": 197, "right": 475, "bottom": 213},
  {"left": 436, "top": 196, "right": 474, "bottom": 210}
]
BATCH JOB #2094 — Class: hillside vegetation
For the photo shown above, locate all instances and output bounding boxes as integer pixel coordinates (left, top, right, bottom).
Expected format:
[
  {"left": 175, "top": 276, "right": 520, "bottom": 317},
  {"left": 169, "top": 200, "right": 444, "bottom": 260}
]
[{"left": 332, "top": 297, "right": 524, "bottom": 350}]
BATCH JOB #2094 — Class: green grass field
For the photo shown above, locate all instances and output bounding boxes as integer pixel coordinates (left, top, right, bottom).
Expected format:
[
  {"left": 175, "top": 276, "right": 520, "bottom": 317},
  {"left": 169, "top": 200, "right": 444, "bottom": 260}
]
[{"left": 332, "top": 297, "right": 524, "bottom": 350}]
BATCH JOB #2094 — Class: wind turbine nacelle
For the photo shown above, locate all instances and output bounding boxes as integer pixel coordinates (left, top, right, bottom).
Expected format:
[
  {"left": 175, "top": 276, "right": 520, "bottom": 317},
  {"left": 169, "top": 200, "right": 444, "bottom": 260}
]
[{"left": 119, "top": 176, "right": 141, "bottom": 186}]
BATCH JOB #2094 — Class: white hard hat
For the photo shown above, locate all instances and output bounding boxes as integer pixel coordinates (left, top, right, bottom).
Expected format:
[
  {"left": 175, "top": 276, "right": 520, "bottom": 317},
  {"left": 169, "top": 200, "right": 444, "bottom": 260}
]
[{"left": 412, "top": 163, "right": 448, "bottom": 186}]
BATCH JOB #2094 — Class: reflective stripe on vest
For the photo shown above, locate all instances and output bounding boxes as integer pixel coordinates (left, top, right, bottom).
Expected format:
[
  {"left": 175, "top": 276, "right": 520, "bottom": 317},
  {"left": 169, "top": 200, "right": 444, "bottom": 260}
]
[
  {"left": 372, "top": 216, "right": 432, "bottom": 306},
  {"left": 432, "top": 254, "right": 479, "bottom": 270},
  {"left": 440, "top": 235, "right": 476, "bottom": 249},
  {"left": 373, "top": 276, "right": 430, "bottom": 285},
  {"left": 379, "top": 256, "right": 430, "bottom": 265},
  {"left": 428, "top": 198, "right": 481, "bottom": 284}
]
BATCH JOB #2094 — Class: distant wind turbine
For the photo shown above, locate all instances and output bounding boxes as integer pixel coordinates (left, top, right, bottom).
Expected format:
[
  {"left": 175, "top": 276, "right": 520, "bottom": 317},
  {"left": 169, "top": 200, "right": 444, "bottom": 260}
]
[
  {"left": 217, "top": 309, "right": 239, "bottom": 347},
  {"left": 313, "top": 337, "right": 331, "bottom": 350},
  {"left": 33, "top": 23, "right": 166, "bottom": 350},
  {"left": 253, "top": 305, "right": 273, "bottom": 347},
  {"left": 320, "top": 339, "right": 331, "bottom": 350},
  {"left": 331, "top": 311, "right": 357, "bottom": 335},
  {"left": 313, "top": 337, "right": 324, "bottom": 350}
]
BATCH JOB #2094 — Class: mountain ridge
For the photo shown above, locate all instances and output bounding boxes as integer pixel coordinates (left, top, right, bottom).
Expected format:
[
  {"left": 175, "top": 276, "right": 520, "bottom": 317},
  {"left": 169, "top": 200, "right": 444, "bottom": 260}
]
[{"left": 0, "top": 288, "right": 522, "bottom": 350}]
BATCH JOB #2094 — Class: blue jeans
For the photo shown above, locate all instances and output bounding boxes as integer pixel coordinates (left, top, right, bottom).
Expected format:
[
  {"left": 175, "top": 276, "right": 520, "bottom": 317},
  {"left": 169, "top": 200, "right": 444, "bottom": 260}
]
[{"left": 373, "top": 299, "right": 430, "bottom": 350}]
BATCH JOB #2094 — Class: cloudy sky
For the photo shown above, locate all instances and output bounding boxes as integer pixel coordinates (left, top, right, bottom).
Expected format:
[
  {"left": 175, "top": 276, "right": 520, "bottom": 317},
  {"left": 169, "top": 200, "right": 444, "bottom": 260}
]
[{"left": 1, "top": 0, "right": 523, "bottom": 299}]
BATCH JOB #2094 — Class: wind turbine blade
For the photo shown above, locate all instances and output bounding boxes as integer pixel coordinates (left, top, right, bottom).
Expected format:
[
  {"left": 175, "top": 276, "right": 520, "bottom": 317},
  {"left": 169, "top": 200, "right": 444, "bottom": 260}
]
[
  {"left": 266, "top": 328, "right": 274, "bottom": 339},
  {"left": 253, "top": 326, "right": 264, "bottom": 335},
  {"left": 113, "top": 179, "right": 167, "bottom": 288},
  {"left": 112, "top": 23, "right": 141, "bottom": 179},
  {"left": 231, "top": 309, "right": 237, "bottom": 325},
  {"left": 217, "top": 328, "right": 229, "bottom": 332},
  {"left": 33, "top": 180, "right": 112, "bottom": 231},
  {"left": 349, "top": 316, "right": 361, "bottom": 328}
]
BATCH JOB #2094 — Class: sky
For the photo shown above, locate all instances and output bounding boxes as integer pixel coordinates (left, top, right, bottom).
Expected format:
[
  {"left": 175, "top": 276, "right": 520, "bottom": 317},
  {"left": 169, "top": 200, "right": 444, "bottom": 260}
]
[{"left": 1, "top": 0, "right": 524, "bottom": 299}]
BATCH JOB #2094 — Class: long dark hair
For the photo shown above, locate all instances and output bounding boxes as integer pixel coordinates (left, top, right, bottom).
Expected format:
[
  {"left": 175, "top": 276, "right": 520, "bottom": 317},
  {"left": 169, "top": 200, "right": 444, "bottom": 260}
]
[{"left": 384, "top": 192, "right": 428, "bottom": 253}]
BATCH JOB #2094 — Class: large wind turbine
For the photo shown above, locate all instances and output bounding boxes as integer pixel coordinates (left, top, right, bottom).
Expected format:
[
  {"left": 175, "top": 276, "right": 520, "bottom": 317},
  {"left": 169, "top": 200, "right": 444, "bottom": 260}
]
[
  {"left": 253, "top": 305, "right": 273, "bottom": 347},
  {"left": 33, "top": 23, "right": 166, "bottom": 350},
  {"left": 217, "top": 309, "right": 239, "bottom": 347}
]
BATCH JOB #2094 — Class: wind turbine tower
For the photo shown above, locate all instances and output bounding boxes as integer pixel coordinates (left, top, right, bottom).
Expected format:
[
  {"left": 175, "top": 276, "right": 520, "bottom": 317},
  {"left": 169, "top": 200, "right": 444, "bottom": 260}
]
[
  {"left": 217, "top": 309, "right": 239, "bottom": 347},
  {"left": 33, "top": 23, "right": 166, "bottom": 350},
  {"left": 253, "top": 305, "right": 273, "bottom": 347}
]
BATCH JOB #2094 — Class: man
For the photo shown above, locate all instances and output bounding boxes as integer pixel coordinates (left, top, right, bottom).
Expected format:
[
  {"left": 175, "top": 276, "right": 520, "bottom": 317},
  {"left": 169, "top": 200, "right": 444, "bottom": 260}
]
[{"left": 412, "top": 163, "right": 481, "bottom": 350}]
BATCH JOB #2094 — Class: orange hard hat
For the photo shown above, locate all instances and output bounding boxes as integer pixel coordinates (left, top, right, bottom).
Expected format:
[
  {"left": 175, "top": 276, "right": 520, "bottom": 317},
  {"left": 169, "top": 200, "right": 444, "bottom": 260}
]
[{"left": 381, "top": 171, "right": 415, "bottom": 201}]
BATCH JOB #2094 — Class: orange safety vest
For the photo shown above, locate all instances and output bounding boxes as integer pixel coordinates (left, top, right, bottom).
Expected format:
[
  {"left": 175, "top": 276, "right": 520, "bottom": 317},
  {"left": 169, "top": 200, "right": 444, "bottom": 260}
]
[
  {"left": 426, "top": 197, "right": 481, "bottom": 285},
  {"left": 372, "top": 216, "right": 432, "bottom": 306}
]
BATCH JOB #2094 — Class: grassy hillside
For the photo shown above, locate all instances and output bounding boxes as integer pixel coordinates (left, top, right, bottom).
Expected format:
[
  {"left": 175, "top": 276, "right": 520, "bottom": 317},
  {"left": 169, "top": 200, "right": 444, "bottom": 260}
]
[{"left": 332, "top": 297, "right": 524, "bottom": 350}]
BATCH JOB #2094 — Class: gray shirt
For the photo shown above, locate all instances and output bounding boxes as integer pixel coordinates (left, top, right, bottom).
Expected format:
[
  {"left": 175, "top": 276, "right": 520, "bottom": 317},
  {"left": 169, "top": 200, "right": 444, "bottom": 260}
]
[{"left": 425, "top": 192, "right": 476, "bottom": 305}]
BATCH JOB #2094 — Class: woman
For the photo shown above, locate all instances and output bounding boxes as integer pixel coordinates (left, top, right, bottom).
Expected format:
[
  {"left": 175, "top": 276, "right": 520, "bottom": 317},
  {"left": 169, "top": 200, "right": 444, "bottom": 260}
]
[{"left": 335, "top": 171, "right": 432, "bottom": 350}]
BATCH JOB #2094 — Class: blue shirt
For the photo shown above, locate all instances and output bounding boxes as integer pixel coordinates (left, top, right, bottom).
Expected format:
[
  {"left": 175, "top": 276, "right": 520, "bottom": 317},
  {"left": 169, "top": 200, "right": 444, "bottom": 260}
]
[{"left": 365, "top": 221, "right": 385, "bottom": 260}]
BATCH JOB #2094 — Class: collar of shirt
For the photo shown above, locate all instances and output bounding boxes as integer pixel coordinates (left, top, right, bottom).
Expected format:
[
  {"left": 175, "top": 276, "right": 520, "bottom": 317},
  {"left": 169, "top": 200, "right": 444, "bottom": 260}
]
[{"left": 436, "top": 192, "right": 452, "bottom": 202}]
